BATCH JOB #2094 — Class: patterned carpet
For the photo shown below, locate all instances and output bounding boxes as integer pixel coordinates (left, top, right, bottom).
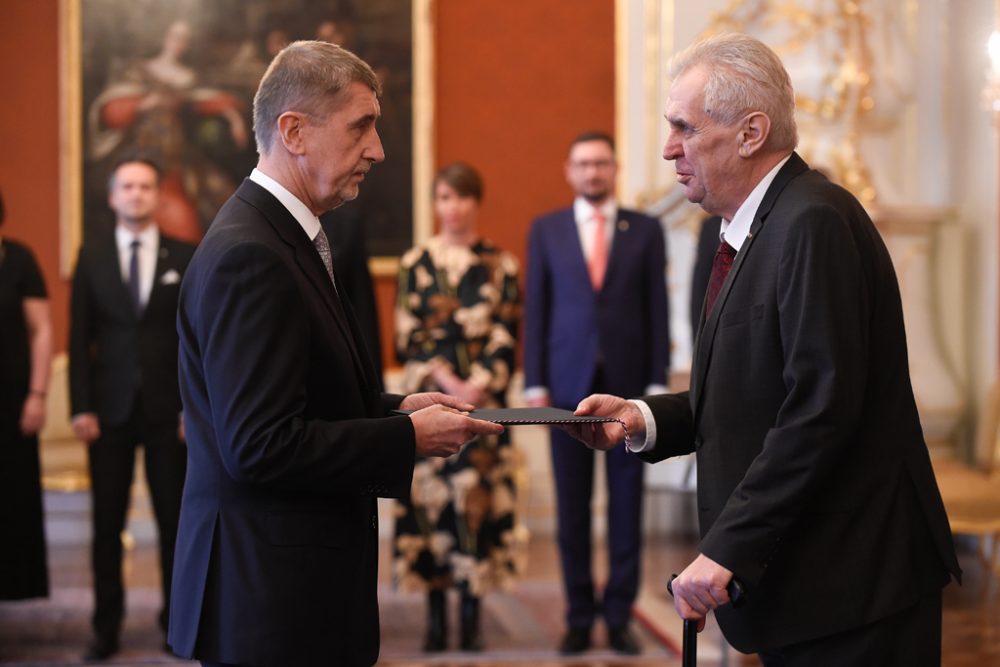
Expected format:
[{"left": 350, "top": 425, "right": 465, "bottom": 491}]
[{"left": 0, "top": 582, "right": 675, "bottom": 666}]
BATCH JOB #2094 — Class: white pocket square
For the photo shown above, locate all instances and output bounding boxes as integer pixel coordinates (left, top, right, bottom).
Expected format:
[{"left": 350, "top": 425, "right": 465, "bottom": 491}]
[{"left": 160, "top": 269, "right": 181, "bottom": 285}]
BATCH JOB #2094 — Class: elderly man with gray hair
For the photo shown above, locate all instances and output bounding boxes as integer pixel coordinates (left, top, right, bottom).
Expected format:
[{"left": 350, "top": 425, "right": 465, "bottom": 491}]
[
  {"left": 568, "top": 33, "right": 961, "bottom": 666},
  {"left": 167, "top": 41, "right": 502, "bottom": 667}
]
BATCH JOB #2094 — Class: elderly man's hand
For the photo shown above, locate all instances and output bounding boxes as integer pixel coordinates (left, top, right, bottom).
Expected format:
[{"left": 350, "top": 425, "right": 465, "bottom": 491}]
[
  {"left": 669, "top": 553, "right": 735, "bottom": 632},
  {"left": 556, "top": 393, "right": 646, "bottom": 451}
]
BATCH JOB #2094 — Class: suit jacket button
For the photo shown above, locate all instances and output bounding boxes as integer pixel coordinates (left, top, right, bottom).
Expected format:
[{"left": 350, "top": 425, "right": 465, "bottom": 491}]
[{"left": 371, "top": 515, "right": 377, "bottom": 529}]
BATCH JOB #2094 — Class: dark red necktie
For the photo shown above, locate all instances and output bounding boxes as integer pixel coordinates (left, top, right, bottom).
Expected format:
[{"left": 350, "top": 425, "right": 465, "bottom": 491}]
[{"left": 705, "top": 239, "right": 737, "bottom": 315}]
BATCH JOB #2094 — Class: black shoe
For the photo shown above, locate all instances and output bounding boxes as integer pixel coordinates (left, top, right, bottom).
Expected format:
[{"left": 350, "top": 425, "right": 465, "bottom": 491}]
[
  {"left": 558, "top": 627, "right": 591, "bottom": 654},
  {"left": 459, "top": 589, "right": 482, "bottom": 652},
  {"left": 608, "top": 625, "right": 641, "bottom": 655},
  {"left": 83, "top": 635, "right": 119, "bottom": 661},
  {"left": 423, "top": 590, "right": 447, "bottom": 652}
]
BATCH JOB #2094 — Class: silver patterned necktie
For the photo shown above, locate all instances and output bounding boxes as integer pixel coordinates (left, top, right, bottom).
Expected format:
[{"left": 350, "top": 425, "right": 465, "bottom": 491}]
[{"left": 313, "top": 228, "right": 337, "bottom": 290}]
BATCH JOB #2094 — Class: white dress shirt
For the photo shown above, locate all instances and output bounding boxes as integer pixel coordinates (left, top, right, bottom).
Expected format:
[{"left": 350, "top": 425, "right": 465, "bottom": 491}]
[
  {"left": 573, "top": 196, "right": 617, "bottom": 262},
  {"left": 116, "top": 223, "right": 159, "bottom": 309}
]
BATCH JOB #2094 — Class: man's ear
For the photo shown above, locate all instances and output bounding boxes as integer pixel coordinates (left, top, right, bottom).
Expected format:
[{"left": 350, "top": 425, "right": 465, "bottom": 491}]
[
  {"left": 276, "top": 112, "right": 308, "bottom": 155},
  {"left": 737, "top": 112, "right": 771, "bottom": 158}
]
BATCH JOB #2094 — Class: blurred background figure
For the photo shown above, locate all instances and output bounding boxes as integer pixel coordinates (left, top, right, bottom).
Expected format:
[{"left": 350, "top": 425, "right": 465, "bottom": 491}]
[
  {"left": 523, "top": 131, "right": 669, "bottom": 656},
  {"left": 69, "top": 158, "right": 194, "bottom": 661},
  {"left": 393, "top": 162, "right": 523, "bottom": 652},
  {"left": 0, "top": 188, "right": 53, "bottom": 603}
]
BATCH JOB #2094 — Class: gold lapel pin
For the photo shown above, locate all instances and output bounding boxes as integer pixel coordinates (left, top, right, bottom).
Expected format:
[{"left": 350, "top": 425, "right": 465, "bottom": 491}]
[{"left": 617, "top": 220, "right": 629, "bottom": 232}]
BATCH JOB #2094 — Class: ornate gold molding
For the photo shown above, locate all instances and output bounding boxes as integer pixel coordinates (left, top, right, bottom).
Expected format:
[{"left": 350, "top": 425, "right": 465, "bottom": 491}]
[
  {"left": 59, "top": 0, "right": 82, "bottom": 278},
  {"left": 413, "top": 0, "right": 434, "bottom": 248}
]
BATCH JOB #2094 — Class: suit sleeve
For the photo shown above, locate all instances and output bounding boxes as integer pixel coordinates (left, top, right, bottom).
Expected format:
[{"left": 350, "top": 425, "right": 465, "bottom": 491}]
[
  {"left": 523, "top": 220, "right": 549, "bottom": 391},
  {"left": 643, "top": 218, "right": 670, "bottom": 388},
  {"left": 68, "top": 247, "right": 95, "bottom": 417},
  {"left": 637, "top": 391, "right": 696, "bottom": 463},
  {"left": 193, "top": 241, "right": 415, "bottom": 496},
  {"left": 699, "top": 204, "right": 870, "bottom": 587}
]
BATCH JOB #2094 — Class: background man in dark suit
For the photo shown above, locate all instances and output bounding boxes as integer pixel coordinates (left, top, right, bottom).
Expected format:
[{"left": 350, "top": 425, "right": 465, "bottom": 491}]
[
  {"left": 571, "top": 34, "right": 961, "bottom": 666},
  {"left": 69, "top": 157, "right": 194, "bottom": 661},
  {"left": 167, "top": 41, "right": 502, "bottom": 667},
  {"left": 524, "top": 131, "right": 670, "bottom": 655}
]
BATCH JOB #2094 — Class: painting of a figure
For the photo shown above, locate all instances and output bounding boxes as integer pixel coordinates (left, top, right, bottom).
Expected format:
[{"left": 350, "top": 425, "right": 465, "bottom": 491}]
[{"left": 80, "top": 0, "right": 413, "bottom": 255}]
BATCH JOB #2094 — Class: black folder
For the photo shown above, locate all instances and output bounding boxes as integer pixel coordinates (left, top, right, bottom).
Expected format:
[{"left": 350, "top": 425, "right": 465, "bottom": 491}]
[{"left": 393, "top": 406, "right": 618, "bottom": 425}]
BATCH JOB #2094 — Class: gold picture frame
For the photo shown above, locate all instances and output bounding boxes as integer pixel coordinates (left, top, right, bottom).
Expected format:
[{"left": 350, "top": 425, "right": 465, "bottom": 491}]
[{"left": 59, "top": 0, "right": 432, "bottom": 278}]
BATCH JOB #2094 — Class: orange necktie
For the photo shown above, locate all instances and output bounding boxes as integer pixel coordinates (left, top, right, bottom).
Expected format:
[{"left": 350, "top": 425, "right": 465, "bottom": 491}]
[{"left": 588, "top": 209, "right": 608, "bottom": 290}]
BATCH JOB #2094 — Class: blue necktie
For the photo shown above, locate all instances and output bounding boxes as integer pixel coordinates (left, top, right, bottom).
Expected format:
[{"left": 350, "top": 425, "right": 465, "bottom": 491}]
[{"left": 128, "top": 239, "right": 142, "bottom": 314}]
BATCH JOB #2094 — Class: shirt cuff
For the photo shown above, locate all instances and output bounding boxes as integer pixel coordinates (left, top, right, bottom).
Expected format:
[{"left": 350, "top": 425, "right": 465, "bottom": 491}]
[
  {"left": 523, "top": 386, "right": 550, "bottom": 402},
  {"left": 627, "top": 399, "right": 657, "bottom": 453}
]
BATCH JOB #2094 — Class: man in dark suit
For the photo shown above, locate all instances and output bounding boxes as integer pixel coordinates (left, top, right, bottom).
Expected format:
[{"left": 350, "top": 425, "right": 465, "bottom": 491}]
[
  {"left": 524, "top": 131, "right": 670, "bottom": 655},
  {"left": 166, "top": 41, "right": 502, "bottom": 667},
  {"left": 69, "top": 157, "right": 194, "bottom": 661},
  {"left": 571, "top": 34, "right": 960, "bottom": 665}
]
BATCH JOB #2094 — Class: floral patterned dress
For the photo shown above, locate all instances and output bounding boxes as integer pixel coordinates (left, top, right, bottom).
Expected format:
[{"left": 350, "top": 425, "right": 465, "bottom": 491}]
[{"left": 393, "top": 236, "right": 524, "bottom": 595}]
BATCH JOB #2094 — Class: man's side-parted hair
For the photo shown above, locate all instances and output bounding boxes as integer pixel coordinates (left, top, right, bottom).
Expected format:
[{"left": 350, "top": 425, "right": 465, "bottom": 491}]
[
  {"left": 253, "top": 40, "right": 382, "bottom": 155},
  {"left": 668, "top": 33, "right": 798, "bottom": 151}
]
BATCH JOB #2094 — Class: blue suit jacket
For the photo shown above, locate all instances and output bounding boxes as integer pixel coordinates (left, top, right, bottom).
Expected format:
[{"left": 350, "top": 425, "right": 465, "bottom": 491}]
[{"left": 524, "top": 206, "right": 669, "bottom": 407}]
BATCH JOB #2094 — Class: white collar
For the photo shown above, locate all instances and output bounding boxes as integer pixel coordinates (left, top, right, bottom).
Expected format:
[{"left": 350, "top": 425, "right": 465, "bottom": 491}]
[
  {"left": 115, "top": 222, "right": 158, "bottom": 251},
  {"left": 573, "top": 196, "right": 617, "bottom": 224},
  {"left": 720, "top": 154, "right": 791, "bottom": 252},
  {"left": 249, "top": 168, "right": 322, "bottom": 241}
]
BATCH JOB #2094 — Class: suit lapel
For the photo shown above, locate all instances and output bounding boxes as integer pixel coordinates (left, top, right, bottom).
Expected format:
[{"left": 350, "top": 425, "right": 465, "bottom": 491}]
[
  {"left": 689, "top": 153, "right": 810, "bottom": 412},
  {"left": 143, "top": 238, "right": 171, "bottom": 319},
  {"left": 603, "top": 210, "right": 634, "bottom": 287},
  {"left": 555, "top": 211, "right": 592, "bottom": 290},
  {"left": 236, "top": 181, "right": 376, "bottom": 397}
]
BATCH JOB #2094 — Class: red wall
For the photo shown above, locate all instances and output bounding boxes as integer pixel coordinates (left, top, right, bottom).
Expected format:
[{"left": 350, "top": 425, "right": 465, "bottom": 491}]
[
  {"left": 0, "top": 0, "right": 614, "bottom": 372},
  {"left": 0, "top": 0, "right": 66, "bottom": 351}
]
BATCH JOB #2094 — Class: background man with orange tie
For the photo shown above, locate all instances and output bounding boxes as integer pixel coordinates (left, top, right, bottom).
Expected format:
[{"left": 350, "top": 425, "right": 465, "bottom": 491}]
[{"left": 524, "top": 130, "right": 670, "bottom": 655}]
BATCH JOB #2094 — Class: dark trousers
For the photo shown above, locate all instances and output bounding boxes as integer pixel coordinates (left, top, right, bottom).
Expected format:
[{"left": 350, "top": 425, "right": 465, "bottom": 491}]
[
  {"left": 87, "top": 402, "right": 186, "bottom": 639},
  {"left": 757, "top": 589, "right": 943, "bottom": 666},
  {"left": 550, "top": 420, "right": 644, "bottom": 630}
]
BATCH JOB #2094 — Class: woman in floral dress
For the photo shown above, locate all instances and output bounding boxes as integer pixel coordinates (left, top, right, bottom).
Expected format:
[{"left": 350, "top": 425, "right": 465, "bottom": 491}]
[{"left": 393, "top": 162, "right": 523, "bottom": 652}]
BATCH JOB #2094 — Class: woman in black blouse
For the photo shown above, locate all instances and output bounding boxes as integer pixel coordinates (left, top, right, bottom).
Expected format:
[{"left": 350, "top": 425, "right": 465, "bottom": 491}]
[{"left": 0, "top": 189, "right": 53, "bottom": 600}]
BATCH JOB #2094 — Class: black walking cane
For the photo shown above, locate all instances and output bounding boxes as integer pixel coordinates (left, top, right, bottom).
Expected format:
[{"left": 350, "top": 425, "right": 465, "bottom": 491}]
[{"left": 667, "top": 575, "right": 745, "bottom": 667}]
